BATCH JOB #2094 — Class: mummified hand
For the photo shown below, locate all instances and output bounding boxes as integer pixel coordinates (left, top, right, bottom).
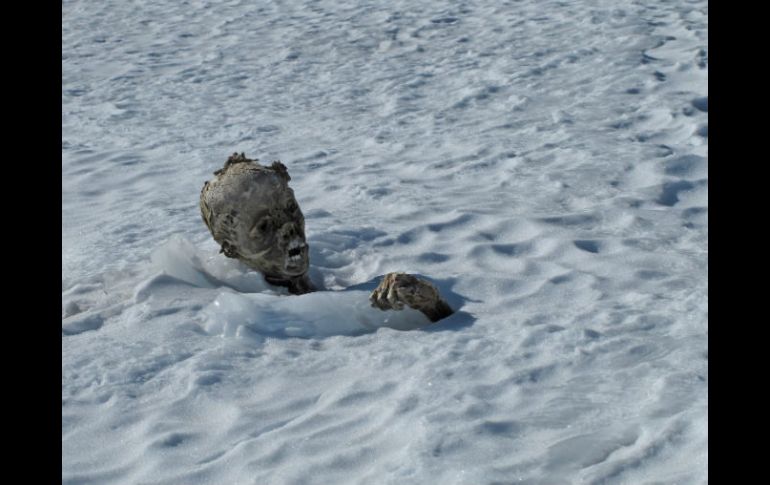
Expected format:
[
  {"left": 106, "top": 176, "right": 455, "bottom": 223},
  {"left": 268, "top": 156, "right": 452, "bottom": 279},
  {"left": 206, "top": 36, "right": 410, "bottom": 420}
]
[{"left": 370, "top": 273, "right": 453, "bottom": 322}]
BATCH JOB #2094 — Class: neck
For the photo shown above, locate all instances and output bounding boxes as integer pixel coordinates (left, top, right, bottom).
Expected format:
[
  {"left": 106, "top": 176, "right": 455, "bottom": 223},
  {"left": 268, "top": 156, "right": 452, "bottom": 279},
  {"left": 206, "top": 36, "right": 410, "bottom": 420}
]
[{"left": 264, "top": 274, "right": 315, "bottom": 295}]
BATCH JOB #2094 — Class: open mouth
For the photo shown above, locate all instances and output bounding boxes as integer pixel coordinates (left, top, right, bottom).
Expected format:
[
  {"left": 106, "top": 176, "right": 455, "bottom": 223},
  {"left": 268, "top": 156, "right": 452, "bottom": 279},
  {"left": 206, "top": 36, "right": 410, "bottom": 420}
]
[{"left": 285, "top": 239, "right": 307, "bottom": 270}]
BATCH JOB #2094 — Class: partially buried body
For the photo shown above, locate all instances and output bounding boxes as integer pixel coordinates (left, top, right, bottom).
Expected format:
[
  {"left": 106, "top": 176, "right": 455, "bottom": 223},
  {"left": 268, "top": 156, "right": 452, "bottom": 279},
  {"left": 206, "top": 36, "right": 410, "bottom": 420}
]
[{"left": 199, "top": 153, "right": 454, "bottom": 323}]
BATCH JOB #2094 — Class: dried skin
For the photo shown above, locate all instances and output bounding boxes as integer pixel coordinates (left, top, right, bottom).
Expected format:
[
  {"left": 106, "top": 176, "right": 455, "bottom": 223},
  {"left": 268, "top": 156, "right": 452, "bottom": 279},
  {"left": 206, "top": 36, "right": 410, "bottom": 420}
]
[
  {"left": 200, "top": 153, "right": 311, "bottom": 291},
  {"left": 370, "top": 273, "right": 453, "bottom": 322}
]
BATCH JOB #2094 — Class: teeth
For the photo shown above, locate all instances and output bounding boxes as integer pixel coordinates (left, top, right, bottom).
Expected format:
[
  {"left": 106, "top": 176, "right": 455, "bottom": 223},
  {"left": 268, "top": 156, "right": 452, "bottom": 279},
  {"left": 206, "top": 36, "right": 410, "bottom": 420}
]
[
  {"left": 288, "top": 239, "right": 305, "bottom": 250},
  {"left": 286, "top": 238, "right": 306, "bottom": 267}
]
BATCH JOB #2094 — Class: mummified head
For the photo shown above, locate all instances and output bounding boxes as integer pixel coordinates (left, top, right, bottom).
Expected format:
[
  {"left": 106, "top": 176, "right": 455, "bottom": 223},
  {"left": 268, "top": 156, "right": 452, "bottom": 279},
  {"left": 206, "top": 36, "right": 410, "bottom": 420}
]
[{"left": 200, "top": 153, "right": 309, "bottom": 280}]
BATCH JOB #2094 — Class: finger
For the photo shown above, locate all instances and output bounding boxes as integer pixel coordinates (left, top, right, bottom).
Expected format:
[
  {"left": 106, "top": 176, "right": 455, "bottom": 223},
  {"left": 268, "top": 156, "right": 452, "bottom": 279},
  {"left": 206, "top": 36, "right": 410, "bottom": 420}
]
[
  {"left": 386, "top": 284, "right": 403, "bottom": 310},
  {"left": 372, "top": 286, "right": 391, "bottom": 310},
  {"left": 369, "top": 291, "right": 380, "bottom": 308},
  {"left": 370, "top": 288, "right": 383, "bottom": 308}
]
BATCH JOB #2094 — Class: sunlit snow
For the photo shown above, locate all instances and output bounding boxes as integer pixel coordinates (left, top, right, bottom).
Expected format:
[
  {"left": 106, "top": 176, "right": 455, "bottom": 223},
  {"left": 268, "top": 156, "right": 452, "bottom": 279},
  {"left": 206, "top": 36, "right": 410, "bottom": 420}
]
[{"left": 63, "top": 0, "right": 707, "bottom": 483}]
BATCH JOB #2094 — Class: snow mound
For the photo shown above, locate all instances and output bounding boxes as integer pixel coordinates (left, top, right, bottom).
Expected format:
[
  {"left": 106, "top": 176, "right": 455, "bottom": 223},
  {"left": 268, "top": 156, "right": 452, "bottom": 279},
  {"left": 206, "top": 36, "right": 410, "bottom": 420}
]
[
  {"left": 150, "top": 234, "right": 275, "bottom": 293},
  {"left": 204, "top": 290, "right": 431, "bottom": 339},
  {"left": 147, "top": 235, "right": 433, "bottom": 338}
]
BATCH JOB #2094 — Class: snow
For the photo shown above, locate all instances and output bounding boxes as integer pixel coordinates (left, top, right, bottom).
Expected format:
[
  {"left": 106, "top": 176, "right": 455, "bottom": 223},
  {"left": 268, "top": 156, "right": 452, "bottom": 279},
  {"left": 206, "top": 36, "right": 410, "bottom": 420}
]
[{"left": 62, "top": 0, "right": 707, "bottom": 483}]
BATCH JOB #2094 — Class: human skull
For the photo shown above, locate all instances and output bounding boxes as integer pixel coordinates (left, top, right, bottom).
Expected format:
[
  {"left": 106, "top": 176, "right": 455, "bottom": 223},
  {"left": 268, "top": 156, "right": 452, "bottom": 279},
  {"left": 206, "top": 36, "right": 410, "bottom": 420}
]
[{"left": 200, "top": 153, "right": 309, "bottom": 280}]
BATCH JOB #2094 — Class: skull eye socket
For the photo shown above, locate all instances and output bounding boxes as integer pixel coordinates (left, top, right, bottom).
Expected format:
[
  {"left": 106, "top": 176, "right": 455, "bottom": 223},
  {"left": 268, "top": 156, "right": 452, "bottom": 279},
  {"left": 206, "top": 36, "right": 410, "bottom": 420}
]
[{"left": 251, "top": 218, "right": 271, "bottom": 238}]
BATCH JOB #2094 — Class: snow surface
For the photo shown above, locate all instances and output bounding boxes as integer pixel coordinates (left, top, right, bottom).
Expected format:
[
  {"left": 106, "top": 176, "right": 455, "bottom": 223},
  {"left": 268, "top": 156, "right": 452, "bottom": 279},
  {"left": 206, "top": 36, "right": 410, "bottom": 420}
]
[{"left": 63, "top": 0, "right": 707, "bottom": 483}]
